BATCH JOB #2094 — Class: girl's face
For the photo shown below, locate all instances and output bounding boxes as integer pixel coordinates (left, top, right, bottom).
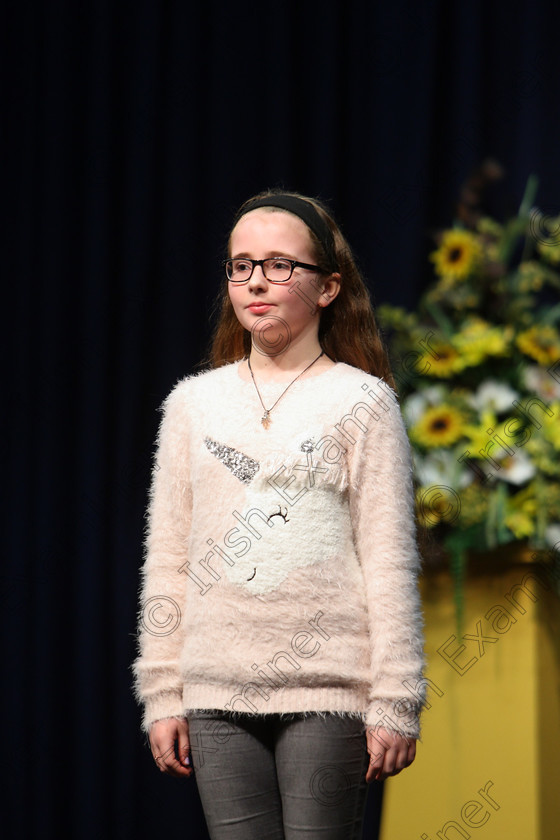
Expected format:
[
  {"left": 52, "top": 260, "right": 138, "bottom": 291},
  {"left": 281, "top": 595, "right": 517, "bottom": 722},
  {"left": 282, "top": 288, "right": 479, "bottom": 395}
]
[{"left": 228, "top": 209, "right": 339, "bottom": 351}]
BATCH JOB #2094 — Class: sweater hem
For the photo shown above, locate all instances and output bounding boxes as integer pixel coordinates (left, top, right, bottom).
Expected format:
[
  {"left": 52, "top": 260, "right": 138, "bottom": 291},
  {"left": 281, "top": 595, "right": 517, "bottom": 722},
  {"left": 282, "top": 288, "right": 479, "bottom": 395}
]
[
  {"left": 184, "top": 707, "right": 367, "bottom": 722},
  {"left": 182, "top": 684, "right": 370, "bottom": 719}
]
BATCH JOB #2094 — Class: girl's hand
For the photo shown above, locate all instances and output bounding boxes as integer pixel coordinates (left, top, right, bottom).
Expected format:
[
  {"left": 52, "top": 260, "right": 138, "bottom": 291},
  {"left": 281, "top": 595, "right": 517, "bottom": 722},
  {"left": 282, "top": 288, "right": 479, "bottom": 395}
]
[
  {"left": 149, "top": 717, "right": 193, "bottom": 779},
  {"left": 365, "top": 726, "right": 416, "bottom": 783}
]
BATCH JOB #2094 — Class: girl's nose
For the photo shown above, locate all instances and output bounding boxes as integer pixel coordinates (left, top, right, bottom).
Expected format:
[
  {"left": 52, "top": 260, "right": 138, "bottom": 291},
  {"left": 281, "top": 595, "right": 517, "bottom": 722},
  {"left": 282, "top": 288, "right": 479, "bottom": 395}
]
[{"left": 247, "top": 264, "right": 268, "bottom": 290}]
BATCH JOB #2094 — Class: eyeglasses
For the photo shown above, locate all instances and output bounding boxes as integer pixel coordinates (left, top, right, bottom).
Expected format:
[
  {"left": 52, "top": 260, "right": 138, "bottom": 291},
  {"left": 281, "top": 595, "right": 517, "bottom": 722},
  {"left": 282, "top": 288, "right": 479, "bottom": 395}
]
[{"left": 223, "top": 257, "right": 325, "bottom": 284}]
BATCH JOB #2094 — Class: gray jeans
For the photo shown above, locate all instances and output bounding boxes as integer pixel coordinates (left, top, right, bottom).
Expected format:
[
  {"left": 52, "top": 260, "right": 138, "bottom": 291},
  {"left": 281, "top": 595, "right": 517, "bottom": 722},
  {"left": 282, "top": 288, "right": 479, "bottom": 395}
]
[{"left": 187, "top": 711, "right": 371, "bottom": 840}]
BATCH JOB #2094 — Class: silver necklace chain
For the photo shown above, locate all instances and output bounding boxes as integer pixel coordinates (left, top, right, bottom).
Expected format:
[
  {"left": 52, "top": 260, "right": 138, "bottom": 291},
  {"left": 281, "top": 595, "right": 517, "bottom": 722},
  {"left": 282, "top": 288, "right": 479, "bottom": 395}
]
[{"left": 247, "top": 351, "right": 324, "bottom": 428}]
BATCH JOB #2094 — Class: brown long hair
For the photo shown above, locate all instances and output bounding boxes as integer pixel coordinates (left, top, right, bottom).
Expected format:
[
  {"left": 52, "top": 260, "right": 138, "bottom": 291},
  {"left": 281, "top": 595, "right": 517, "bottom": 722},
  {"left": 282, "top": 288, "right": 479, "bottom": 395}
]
[{"left": 204, "top": 189, "right": 396, "bottom": 391}]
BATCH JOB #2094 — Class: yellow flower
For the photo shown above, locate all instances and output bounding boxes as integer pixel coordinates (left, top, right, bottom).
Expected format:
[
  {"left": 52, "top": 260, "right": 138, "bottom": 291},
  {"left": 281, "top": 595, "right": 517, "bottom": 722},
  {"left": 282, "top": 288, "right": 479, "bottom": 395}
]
[
  {"left": 476, "top": 216, "right": 503, "bottom": 239},
  {"left": 541, "top": 401, "right": 560, "bottom": 449},
  {"left": 415, "top": 340, "right": 465, "bottom": 378},
  {"left": 503, "top": 485, "right": 538, "bottom": 539},
  {"left": 476, "top": 217, "right": 504, "bottom": 263},
  {"left": 457, "top": 483, "right": 490, "bottom": 527},
  {"left": 452, "top": 317, "right": 513, "bottom": 367},
  {"left": 517, "top": 261, "right": 545, "bottom": 292},
  {"left": 525, "top": 435, "right": 560, "bottom": 476},
  {"left": 505, "top": 511, "right": 535, "bottom": 539},
  {"left": 411, "top": 404, "right": 465, "bottom": 448},
  {"left": 415, "top": 485, "right": 461, "bottom": 528},
  {"left": 542, "top": 483, "right": 560, "bottom": 517},
  {"left": 533, "top": 213, "right": 560, "bottom": 265},
  {"left": 516, "top": 325, "right": 560, "bottom": 366},
  {"left": 430, "top": 230, "right": 483, "bottom": 281},
  {"left": 377, "top": 304, "right": 418, "bottom": 331},
  {"left": 462, "top": 410, "right": 499, "bottom": 455},
  {"left": 537, "top": 240, "right": 560, "bottom": 265}
]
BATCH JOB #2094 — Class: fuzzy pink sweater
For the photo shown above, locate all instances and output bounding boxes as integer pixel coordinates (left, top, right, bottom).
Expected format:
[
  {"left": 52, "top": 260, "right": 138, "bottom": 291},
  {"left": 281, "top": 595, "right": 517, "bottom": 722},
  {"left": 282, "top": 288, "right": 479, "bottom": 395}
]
[{"left": 132, "top": 360, "right": 426, "bottom": 737}]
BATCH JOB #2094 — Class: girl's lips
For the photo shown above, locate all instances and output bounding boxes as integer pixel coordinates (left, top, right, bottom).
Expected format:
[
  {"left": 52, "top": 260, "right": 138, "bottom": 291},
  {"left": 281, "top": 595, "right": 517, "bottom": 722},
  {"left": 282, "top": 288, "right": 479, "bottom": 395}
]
[{"left": 247, "top": 303, "right": 274, "bottom": 312}]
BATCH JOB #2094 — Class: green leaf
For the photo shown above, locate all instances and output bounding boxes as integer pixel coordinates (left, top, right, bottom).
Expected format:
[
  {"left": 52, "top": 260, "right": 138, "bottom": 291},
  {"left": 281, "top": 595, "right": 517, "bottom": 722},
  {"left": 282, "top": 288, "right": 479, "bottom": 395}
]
[
  {"left": 534, "top": 475, "right": 548, "bottom": 542},
  {"left": 497, "top": 177, "right": 539, "bottom": 264},
  {"left": 495, "top": 482, "right": 510, "bottom": 544},
  {"left": 443, "top": 530, "right": 471, "bottom": 635},
  {"left": 485, "top": 490, "right": 499, "bottom": 549},
  {"left": 422, "top": 299, "right": 455, "bottom": 340},
  {"left": 518, "top": 174, "right": 539, "bottom": 219},
  {"left": 498, "top": 218, "right": 529, "bottom": 263},
  {"left": 539, "top": 302, "right": 560, "bottom": 324}
]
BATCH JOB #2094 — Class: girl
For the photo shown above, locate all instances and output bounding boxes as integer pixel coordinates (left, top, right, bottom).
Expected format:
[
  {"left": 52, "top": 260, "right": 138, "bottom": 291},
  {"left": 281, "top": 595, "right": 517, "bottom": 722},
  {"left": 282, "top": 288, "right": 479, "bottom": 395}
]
[{"left": 133, "top": 190, "right": 425, "bottom": 839}]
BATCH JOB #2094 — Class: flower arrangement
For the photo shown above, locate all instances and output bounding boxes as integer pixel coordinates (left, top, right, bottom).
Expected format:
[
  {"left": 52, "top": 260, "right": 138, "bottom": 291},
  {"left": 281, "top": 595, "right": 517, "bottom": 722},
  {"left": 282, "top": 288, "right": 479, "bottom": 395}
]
[{"left": 378, "top": 162, "right": 560, "bottom": 619}]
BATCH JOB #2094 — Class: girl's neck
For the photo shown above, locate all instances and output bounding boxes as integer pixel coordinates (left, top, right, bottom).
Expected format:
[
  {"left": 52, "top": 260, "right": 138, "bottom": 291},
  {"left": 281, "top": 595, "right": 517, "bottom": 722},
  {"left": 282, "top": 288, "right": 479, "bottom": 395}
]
[{"left": 245, "top": 344, "right": 334, "bottom": 384}]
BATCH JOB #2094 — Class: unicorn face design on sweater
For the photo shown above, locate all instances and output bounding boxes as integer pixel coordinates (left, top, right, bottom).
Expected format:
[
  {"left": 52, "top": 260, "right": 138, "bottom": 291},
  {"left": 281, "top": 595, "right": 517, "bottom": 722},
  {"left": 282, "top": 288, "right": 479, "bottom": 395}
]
[{"left": 203, "top": 435, "right": 354, "bottom": 594}]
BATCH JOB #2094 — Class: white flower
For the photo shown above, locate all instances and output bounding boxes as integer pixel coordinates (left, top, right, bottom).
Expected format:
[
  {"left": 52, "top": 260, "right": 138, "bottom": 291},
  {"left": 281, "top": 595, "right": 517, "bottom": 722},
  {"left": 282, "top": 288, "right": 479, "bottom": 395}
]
[
  {"left": 413, "top": 450, "right": 473, "bottom": 490},
  {"left": 403, "top": 393, "right": 427, "bottom": 427},
  {"left": 544, "top": 524, "right": 560, "bottom": 551},
  {"left": 403, "top": 385, "right": 446, "bottom": 428},
  {"left": 523, "top": 365, "right": 560, "bottom": 401},
  {"left": 468, "top": 380, "right": 519, "bottom": 413},
  {"left": 423, "top": 385, "right": 447, "bottom": 404},
  {"left": 498, "top": 451, "right": 536, "bottom": 485}
]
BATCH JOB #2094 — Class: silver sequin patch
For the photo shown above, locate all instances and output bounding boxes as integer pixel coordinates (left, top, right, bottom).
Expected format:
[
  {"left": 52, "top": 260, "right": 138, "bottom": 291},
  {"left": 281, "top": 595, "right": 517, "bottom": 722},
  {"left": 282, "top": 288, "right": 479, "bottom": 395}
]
[
  {"left": 204, "top": 438, "right": 260, "bottom": 484},
  {"left": 300, "top": 439, "right": 315, "bottom": 453}
]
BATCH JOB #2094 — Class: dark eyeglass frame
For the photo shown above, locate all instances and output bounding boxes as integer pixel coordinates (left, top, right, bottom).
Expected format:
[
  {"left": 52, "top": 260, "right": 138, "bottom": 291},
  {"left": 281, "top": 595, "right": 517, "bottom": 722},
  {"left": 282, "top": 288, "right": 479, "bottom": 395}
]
[{"left": 223, "top": 257, "right": 326, "bottom": 284}]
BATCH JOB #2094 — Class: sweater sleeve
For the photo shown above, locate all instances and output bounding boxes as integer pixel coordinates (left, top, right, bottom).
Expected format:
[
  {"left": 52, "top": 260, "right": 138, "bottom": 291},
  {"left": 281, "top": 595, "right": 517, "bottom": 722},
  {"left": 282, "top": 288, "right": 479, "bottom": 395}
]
[
  {"left": 347, "top": 378, "right": 426, "bottom": 739},
  {"left": 131, "top": 383, "right": 192, "bottom": 732}
]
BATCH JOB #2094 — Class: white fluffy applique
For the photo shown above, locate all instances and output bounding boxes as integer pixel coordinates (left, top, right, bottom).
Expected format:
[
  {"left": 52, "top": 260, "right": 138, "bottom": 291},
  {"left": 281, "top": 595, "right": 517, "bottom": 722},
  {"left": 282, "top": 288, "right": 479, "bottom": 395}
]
[{"left": 214, "top": 436, "right": 353, "bottom": 594}]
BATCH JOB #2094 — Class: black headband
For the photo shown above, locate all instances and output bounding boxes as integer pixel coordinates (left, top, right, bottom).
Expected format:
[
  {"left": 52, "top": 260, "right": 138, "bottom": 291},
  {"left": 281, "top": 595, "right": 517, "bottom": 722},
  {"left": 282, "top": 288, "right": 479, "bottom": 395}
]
[{"left": 235, "top": 194, "right": 337, "bottom": 269}]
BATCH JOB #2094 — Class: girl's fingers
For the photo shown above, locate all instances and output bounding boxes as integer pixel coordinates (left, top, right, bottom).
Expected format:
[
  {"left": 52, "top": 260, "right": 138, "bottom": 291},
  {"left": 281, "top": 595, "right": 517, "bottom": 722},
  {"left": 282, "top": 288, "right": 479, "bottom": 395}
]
[
  {"left": 154, "top": 739, "right": 191, "bottom": 778},
  {"left": 149, "top": 719, "right": 192, "bottom": 778},
  {"left": 178, "top": 730, "right": 193, "bottom": 776},
  {"left": 365, "top": 728, "right": 417, "bottom": 782}
]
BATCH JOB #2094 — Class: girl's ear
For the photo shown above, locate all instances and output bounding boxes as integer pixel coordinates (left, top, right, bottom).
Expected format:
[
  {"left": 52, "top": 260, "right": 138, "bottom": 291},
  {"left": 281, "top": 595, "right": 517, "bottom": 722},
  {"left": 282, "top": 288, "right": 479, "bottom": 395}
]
[{"left": 317, "top": 273, "right": 341, "bottom": 308}]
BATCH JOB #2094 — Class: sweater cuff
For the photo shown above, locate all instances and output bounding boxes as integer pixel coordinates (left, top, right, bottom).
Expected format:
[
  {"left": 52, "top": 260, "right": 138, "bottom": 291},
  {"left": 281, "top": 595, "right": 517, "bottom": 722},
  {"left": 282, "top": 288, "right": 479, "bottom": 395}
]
[
  {"left": 365, "top": 698, "right": 421, "bottom": 740},
  {"left": 141, "top": 690, "right": 185, "bottom": 733}
]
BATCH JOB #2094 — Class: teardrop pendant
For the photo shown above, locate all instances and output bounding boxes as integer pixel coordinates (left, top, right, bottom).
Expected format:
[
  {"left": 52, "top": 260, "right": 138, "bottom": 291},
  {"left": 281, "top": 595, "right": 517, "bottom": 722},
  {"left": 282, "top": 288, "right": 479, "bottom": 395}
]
[{"left": 247, "top": 350, "right": 324, "bottom": 430}]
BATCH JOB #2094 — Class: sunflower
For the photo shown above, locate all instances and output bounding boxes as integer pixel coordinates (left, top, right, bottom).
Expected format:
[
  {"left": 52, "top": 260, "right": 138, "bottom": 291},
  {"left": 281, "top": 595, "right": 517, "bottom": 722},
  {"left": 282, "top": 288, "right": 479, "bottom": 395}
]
[
  {"left": 411, "top": 404, "right": 465, "bottom": 448},
  {"left": 516, "top": 325, "right": 560, "bottom": 366},
  {"left": 415, "top": 486, "right": 457, "bottom": 529},
  {"left": 430, "top": 229, "right": 483, "bottom": 281},
  {"left": 415, "top": 340, "right": 465, "bottom": 378}
]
